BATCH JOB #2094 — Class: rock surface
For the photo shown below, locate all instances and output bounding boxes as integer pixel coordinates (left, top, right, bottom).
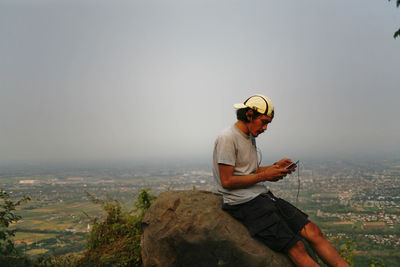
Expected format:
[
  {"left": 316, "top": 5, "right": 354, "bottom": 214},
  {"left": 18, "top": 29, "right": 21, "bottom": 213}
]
[{"left": 141, "top": 190, "right": 294, "bottom": 267}]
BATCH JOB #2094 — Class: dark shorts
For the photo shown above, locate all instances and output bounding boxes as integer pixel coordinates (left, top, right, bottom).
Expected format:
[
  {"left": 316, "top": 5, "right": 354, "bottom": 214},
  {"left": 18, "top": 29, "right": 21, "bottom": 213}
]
[{"left": 222, "top": 192, "right": 310, "bottom": 253}]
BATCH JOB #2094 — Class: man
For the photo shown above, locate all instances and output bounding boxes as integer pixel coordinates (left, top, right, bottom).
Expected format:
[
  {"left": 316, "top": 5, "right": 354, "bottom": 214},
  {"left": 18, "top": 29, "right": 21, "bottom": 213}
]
[{"left": 212, "top": 94, "right": 348, "bottom": 267}]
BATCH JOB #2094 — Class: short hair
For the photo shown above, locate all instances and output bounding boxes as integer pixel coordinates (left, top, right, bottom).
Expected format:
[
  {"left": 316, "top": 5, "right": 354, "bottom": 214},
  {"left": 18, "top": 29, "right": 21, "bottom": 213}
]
[{"left": 236, "top": 107, "right": 274, "bottom": 123}]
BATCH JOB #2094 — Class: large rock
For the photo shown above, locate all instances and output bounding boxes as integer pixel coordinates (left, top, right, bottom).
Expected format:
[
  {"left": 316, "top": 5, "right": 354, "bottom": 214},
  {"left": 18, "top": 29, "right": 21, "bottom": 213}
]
[{"left": 141, "top": 190, "right": 294, "bottom": 267}]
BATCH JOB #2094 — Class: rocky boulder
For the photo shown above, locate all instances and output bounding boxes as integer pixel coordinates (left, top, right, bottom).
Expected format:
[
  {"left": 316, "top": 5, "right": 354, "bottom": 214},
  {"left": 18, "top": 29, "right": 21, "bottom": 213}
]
[{"left": 141, "top": 190, "right": 294, "bottom": 267}]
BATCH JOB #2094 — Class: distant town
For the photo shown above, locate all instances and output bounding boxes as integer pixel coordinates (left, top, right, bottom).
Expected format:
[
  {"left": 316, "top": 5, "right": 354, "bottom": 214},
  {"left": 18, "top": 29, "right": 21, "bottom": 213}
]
[{"left": 1, "top": 157, "right": 399, "bottom": 266}]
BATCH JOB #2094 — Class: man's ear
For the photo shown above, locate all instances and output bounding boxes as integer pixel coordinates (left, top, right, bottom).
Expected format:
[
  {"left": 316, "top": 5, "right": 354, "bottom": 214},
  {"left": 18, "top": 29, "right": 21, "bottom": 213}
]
[{"left": 246, "top": 110, "right": 254, "bottom": 121}]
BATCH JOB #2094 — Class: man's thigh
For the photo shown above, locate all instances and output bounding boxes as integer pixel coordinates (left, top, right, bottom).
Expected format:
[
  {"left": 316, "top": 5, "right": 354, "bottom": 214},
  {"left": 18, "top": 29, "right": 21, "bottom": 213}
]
[
  {"left": 223, "top": 195, "right": 308, "bottom": 252},
  {"left": 274, "top": 197, "right": 310, "bottom": 234}
]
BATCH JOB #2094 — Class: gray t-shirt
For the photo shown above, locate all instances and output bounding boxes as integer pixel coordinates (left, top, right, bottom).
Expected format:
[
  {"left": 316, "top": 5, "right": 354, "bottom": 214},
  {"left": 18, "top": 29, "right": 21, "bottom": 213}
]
[{"left": 213, "top": 125, "right": 268, "bottom": 205}]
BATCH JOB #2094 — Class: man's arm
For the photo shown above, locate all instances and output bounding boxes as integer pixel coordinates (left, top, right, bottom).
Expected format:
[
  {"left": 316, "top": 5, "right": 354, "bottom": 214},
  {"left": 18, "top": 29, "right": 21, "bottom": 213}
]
[
  {"left": 257, "top": 165, "right": 274, "bottom": 173},
  {"left": 219, "top": 163, "right": 291, "bottom": 189}
]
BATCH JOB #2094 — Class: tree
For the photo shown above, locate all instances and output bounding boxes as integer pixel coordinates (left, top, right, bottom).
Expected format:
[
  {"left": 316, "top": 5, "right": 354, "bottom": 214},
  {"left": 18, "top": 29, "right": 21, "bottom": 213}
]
[{"left": 0, "top": 190, "right": 30, "bottom": 265}]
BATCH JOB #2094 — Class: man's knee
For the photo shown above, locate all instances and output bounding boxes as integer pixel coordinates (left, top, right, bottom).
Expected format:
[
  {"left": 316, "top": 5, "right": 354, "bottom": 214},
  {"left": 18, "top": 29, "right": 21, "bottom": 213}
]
[
  {"left": 301, "top": 222, "right": 325, "bottom": 243},
  {"left": 288, "top": 240, "right": 318, "bottom": 266},
  {"left": 288, "top": 240, "right": 307, "bottom": 257}
]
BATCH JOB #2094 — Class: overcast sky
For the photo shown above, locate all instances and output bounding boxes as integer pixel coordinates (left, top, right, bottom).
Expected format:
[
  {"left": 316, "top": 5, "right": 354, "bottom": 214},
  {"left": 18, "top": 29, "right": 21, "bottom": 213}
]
[{"left": 1, "top": 0, "right": 399, "bottom": 165}]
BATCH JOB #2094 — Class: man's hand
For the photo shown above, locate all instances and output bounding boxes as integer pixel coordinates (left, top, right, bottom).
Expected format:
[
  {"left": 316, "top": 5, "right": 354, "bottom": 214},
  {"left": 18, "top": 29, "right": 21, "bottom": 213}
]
[
  {"left": 274, "top": 158, "right": 293, "bottom": 168},
  {"left": 275, "top": 158, "right": 297, "bottom": 174},
  {"left": 259, "top": 164, "right": 291, "bottom": 182}
]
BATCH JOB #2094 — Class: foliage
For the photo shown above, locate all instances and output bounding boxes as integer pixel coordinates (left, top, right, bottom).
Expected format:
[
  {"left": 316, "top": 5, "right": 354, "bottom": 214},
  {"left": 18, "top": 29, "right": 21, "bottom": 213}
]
[
  {"left": 369, "top": 257, "right": 386, "bottom": 267},
  {"left": 332, "top": 238, "right": 356, "bottom": 267},
  {"left": 338, "top": 240, "right": 356, "bottom": 267},
  {"left": 0, "top": 189, "right": 31, "bottom": 265},
  {"left": 395, "top": 28, "right": 400, "bottom": 39},
  {"left": 78, "top": 189, "right": 156, "bottom": 267},
  {"left": 133, "top": 188, "right": 156, "bottom": 219},
  {"left": 389, "top": 0, "right": 400, "bottom": 38},
  {"left": 33, "top": 253, "right": 82, "bottom": 267}
]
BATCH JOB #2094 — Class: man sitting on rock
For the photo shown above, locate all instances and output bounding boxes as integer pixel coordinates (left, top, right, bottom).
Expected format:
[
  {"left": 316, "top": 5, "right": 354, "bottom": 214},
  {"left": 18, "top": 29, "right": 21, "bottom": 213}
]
[{"left": 212, "top": 94, "right": 348, "bottom": 267}]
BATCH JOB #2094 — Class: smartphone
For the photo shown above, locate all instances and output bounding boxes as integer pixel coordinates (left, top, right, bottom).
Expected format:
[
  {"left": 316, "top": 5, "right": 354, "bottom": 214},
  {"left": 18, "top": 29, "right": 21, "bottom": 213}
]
[{"left": 286, "top": 160, "right": 299, "bottom": 169}]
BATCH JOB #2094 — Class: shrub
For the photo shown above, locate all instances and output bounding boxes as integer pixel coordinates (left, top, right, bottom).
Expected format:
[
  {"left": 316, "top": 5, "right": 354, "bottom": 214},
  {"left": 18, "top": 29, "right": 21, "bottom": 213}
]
[
  {"left": 0, "top": 190, "right": 31, "bottom": 266},
  {"left": 78, "top": 189, "right": 156, "bottom": 266}
]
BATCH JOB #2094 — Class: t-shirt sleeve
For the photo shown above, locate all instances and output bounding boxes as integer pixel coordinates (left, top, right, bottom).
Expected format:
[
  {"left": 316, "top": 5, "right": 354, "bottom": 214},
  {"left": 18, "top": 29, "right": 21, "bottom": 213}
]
[{"left": 215, "top": 133, "right": 236, "bottom": 166}]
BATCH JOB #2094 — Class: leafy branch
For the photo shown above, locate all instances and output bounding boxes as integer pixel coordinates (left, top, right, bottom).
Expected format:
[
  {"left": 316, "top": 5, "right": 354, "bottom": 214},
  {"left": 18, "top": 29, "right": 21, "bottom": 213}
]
[
  {"left": 0, "top": 190, "right": 30, "bottom": 264},
  {"left": 389, "top": 0, "right": 400, "bottom": 38}
]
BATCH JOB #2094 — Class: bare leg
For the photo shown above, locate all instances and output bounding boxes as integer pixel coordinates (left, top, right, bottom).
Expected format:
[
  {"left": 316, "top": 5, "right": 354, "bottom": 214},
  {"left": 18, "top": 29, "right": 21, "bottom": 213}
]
[
  {"left": 287, "top": 240, "right": 320, "bottom": 267},
  {"left": 300, "top": 222, "right": 349, "bottom": 267}
]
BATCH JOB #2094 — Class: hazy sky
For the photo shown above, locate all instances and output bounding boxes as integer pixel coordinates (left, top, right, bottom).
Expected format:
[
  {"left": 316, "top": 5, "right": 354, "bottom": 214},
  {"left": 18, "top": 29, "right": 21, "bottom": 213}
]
[{"left": 1, "top": 0, "right": 399, "bottom": 165}]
